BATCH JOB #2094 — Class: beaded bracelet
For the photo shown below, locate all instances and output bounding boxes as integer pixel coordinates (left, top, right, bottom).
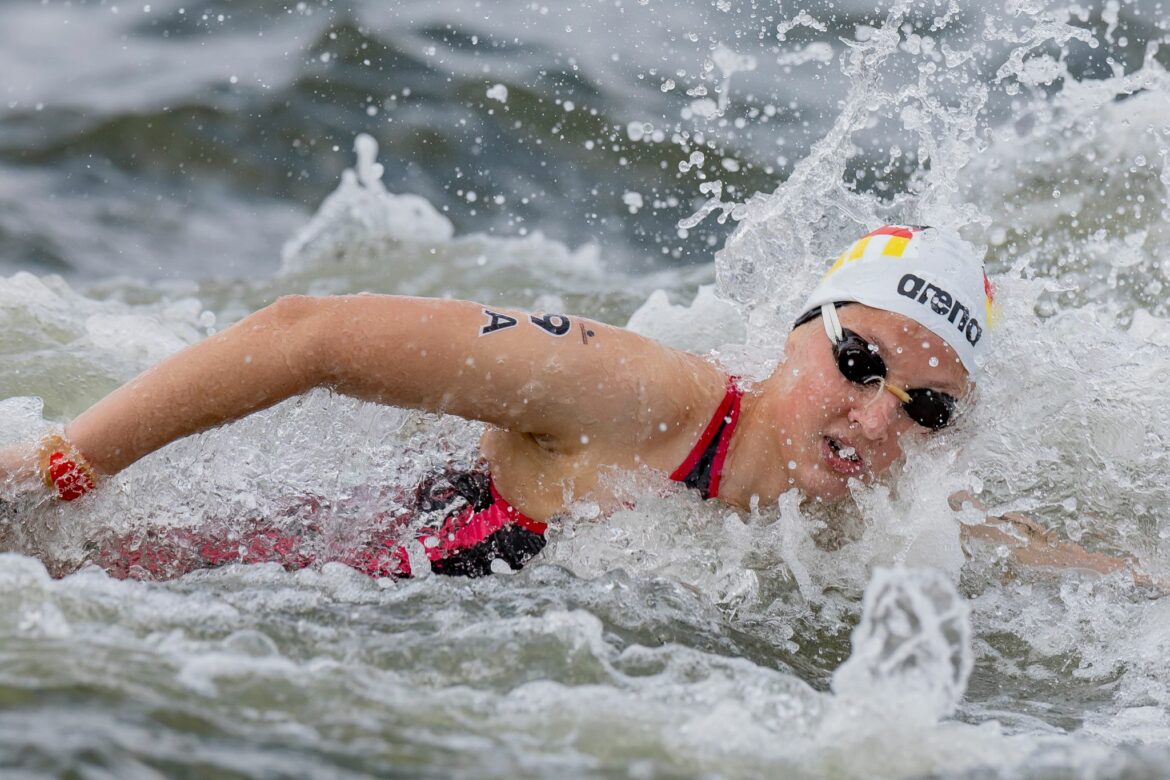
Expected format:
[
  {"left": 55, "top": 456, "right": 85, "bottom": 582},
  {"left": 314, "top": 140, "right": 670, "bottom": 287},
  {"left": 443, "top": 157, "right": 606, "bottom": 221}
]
[{"left": 37, "top": 433, "right": 97, "bottom": 502}]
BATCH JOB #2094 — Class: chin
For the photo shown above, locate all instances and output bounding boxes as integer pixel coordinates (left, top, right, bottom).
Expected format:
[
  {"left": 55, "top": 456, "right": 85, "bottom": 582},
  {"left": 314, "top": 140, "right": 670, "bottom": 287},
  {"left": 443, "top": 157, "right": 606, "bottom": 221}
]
[{"left": 792, "top": 466, "right": 853, "bottom": 502}]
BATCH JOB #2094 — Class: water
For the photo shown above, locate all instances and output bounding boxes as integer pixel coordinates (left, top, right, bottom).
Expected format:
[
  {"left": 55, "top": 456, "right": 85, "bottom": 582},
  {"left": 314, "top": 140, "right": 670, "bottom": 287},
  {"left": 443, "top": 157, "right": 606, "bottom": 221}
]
[{"left": 2, "top": 0, "right": 1170, "bottom": 777}]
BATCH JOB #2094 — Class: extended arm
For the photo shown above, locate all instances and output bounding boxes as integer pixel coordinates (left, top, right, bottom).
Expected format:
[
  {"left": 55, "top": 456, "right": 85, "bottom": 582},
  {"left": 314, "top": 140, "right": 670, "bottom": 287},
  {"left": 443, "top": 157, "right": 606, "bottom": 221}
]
[
  {"left": 56, "top": 294, "right": 700, "bottom": 478},
  {"left": 951, "top": 492, "right": 1155, "bottom": 585}
]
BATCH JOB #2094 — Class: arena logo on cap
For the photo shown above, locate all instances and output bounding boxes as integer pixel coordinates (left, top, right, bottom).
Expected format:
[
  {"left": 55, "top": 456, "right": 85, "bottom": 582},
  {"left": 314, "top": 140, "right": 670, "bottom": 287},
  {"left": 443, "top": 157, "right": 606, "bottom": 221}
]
[{"left": 896, "top": 272, "right": 984, "bottom": 345}]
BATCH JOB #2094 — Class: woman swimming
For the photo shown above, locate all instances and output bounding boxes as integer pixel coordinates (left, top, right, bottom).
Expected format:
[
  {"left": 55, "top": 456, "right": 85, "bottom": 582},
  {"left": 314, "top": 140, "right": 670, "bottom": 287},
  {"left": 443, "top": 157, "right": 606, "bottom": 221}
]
[{"left": 0, "top": 224, "right": 1143, "bottom": 582}]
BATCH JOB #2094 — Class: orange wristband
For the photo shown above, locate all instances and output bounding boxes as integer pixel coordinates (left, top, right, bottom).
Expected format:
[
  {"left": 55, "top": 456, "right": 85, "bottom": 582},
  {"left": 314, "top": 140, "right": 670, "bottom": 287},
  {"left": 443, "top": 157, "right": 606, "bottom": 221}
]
[{"left": 37, "top": 433, "right": 97, "bottom": 502}]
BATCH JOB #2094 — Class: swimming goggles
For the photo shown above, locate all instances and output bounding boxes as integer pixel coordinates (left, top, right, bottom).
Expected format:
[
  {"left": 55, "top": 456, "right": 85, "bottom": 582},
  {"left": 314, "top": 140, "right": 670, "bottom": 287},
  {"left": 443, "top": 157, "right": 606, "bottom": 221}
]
[{"left": 815, "top": 303, "right": 957, "bottom": 430}]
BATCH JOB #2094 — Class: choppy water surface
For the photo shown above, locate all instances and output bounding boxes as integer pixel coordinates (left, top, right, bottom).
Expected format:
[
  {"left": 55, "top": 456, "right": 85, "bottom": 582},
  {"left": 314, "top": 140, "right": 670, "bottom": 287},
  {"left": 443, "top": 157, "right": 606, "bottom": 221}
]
[{"left": 2, "top": 0, "right": 1170, "bottom": 777}]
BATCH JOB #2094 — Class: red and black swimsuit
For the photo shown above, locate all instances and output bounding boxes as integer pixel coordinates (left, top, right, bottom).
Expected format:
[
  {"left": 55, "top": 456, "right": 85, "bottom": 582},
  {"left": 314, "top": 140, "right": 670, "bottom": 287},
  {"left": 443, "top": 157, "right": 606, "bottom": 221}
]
[
  {"left": 96, "top": 379, "right": 744, "bottom": 581},
  {"left": 669, "top": 377, "right": 743, "bottom": 500}
]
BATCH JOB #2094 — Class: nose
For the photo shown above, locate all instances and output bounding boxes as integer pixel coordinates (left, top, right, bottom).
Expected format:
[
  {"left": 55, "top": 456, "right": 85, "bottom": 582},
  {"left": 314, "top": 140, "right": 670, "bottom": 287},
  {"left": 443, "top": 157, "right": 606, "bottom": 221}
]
[{"left": 848, "top": 384, "right": 901, "bottom": 440}]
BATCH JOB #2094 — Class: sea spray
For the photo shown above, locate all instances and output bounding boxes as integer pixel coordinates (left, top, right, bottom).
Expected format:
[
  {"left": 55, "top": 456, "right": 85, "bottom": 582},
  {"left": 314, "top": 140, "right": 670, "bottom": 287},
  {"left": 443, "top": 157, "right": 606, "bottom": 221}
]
[{"left": 832, "top": 567, "right": 973, "bottom": 720}]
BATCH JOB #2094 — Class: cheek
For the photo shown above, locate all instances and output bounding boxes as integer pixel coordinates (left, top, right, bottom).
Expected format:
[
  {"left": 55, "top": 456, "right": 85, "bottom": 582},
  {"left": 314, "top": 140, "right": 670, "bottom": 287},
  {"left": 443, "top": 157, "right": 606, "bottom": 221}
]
[{"left": 790, "top": 369, "right": 850, "bottom": 421}]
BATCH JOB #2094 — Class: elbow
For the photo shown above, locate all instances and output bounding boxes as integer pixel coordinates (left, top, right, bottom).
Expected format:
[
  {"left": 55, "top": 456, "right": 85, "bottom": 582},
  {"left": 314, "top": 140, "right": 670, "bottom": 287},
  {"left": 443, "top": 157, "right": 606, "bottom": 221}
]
[
  {"left": 260, "top": 294, "right": 329, "bottom": 389},
  {"left": 266, "top": 294, "right": 319, "bottom": 323}
]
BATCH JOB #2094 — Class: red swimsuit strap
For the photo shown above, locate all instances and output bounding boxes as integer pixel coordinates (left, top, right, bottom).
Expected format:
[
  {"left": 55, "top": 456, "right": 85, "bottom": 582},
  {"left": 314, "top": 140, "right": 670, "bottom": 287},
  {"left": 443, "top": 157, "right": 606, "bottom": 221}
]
[
  {"left": 705, "top": 383, "right": 743, "bottom": 499},
  {"left": 668, "top": 377, "right": 744, "bottom": 499}
]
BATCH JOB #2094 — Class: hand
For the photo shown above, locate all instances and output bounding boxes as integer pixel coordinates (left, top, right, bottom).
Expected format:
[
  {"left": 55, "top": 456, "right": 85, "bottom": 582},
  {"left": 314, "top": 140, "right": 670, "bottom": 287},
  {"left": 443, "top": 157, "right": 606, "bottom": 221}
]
[
  {"left": 0, "top": 443, "right": 45, "bottom": 499},
  {"left": 0, "top": 443, "right": 49, "bottom": 533}
]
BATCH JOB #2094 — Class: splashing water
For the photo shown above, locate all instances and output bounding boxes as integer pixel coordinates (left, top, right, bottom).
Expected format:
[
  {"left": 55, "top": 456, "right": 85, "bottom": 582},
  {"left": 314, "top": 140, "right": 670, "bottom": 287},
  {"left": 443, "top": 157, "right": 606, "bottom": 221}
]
[
  {"left": 832, "top": 567, "right": 973, "bottom": 721},
  {"left": 280, "top": 134, "right": 456, "bottom": 269},
  {"left": 2, "top": 0, "right": 1170, "bottom": 776}
]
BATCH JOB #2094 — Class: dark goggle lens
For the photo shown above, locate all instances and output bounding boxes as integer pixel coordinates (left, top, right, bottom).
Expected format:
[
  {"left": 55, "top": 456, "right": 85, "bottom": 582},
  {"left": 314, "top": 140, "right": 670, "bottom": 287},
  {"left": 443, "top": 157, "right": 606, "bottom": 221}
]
[
  {"left": 834, "top": 331, "right": 886, "bottom": 384},
  {"left": 902, "top": 388, "right": 956, "bottom": 430},
  {"left": 832, "top": 329, "right": 957, "bottom": 431}
]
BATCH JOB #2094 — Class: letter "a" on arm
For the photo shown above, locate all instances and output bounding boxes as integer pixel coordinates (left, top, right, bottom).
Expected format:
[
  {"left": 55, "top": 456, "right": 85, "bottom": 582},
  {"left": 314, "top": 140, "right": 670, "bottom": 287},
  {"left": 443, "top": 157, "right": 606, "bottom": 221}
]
[{"left": 480, "top": 309, "right": 519, "bottom": 336}]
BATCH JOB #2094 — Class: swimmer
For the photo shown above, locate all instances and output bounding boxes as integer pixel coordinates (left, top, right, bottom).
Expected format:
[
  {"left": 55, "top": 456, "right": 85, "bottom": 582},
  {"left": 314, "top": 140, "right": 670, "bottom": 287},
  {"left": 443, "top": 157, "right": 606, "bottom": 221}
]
[{"left": 0, "top": 225, "right": 1147, "bottom": 582}]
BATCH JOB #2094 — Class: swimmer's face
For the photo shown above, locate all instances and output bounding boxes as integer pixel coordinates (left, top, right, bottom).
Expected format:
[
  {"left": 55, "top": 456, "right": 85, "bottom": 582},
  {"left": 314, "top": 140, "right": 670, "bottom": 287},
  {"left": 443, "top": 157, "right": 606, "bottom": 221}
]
[{"left": 772, "top": 304, "right": 970, "bottom": 501}]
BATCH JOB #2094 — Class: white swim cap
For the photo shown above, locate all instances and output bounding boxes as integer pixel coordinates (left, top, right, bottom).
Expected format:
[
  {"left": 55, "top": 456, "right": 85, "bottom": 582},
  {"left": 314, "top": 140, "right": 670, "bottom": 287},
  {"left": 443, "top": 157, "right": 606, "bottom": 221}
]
[{"left": 796, "top": 225, "right": 995, "bottom": 375}]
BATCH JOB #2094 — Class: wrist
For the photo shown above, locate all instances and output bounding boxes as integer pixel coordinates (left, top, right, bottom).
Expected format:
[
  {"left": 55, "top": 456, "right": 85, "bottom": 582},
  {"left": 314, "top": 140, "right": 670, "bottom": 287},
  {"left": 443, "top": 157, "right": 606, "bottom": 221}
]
[{"left": 37, "top": 432, "right": 98, "bottom": 501}]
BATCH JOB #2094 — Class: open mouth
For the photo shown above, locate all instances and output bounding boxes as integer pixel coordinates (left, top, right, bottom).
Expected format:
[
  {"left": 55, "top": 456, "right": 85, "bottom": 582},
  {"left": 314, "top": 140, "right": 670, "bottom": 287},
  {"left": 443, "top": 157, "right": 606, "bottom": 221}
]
[{"left": 824, "top": 436, "right": 865, "bottom": 476}]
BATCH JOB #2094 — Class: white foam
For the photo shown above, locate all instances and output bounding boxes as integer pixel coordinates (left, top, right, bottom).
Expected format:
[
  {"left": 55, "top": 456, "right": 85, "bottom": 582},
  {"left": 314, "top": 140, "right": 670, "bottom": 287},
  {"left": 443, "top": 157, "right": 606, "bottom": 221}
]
[
  {"left": 832, "top": 567, "right": 973, "bottom": 721},
  {"left": 281, "top": 134, "right": 455, "bottom": 270},
  {"left": 624, "top": 284, "right": 745, "bottom": 353}
]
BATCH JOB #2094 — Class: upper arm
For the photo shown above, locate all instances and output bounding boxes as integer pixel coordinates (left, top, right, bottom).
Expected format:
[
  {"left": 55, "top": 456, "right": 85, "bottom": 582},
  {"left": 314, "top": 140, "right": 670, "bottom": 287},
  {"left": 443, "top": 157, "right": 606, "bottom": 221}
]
[{"left": 305, "top": 295, "right": 706, "bottom": 447}]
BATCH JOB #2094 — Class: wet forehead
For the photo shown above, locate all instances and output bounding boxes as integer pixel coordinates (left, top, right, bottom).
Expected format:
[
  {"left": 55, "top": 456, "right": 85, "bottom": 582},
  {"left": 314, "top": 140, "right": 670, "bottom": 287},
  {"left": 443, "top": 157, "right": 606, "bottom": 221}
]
[{"left": 839, "top": 305, "right": 970, "bottom": 394}]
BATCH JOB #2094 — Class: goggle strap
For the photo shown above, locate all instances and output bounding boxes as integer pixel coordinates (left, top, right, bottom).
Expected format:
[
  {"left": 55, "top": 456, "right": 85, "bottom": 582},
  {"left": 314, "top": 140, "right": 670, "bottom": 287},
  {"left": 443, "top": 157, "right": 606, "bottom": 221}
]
[
  {"left": 821, "top": 303, "right": 844, "bottom": 343},
  {"left": 881, "top": 379, "right": 912, "bottom": 404}
]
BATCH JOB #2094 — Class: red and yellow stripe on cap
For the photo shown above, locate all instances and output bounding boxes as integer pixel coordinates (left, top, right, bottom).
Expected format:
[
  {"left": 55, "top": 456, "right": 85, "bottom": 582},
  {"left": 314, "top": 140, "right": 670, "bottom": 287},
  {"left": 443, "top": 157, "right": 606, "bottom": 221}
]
[
  {"left": 823, "top": 225, "right": 925, "bottom": 278},
  {"left": 983, "top": 272, "right": 998, "bottom": 329}
]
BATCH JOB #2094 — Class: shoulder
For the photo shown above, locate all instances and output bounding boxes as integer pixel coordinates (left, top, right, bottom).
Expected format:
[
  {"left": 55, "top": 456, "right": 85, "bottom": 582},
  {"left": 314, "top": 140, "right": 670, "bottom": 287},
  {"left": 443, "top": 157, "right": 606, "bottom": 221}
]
[{"left": 586, "top": 350, "right": 733, "bottom": 463}]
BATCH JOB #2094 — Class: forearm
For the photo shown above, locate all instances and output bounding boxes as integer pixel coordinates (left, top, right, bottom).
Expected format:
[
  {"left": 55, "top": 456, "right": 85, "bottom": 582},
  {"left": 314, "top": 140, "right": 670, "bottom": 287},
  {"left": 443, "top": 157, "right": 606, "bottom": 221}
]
[
  {"left": 61, "top": 293, "right": 544, "bottom": 476},
  {"left": 65, "top": 296, "right": 319, "bottom": 475},
  {"left": 961, "top": 517, "right": 1130, "bottom": 576},
  {"left": 952, "top": 493, "right": 1139, "bottom": 581}
]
